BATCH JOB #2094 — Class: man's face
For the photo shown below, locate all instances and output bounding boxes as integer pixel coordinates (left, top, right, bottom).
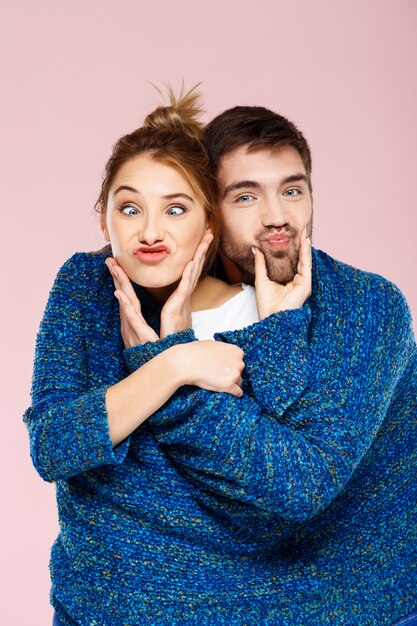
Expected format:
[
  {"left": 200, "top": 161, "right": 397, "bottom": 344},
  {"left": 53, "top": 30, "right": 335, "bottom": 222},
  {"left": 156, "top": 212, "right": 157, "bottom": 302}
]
[{"left": 217, "top": 145, "right": 313, "bottom": 284}]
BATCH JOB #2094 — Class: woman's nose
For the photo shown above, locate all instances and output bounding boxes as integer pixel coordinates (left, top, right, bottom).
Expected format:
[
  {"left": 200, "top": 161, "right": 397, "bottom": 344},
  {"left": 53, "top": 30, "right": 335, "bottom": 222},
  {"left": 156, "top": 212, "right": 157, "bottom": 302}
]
[{"left": 139, "top": 214, "right": 163, "bottom": 245}]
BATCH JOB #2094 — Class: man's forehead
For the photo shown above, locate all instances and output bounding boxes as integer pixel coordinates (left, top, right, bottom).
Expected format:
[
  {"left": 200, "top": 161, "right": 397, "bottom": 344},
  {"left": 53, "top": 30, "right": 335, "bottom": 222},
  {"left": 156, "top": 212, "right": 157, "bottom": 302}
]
[{"left": 217, "top": 144, "right": 306, "bottom": 186}]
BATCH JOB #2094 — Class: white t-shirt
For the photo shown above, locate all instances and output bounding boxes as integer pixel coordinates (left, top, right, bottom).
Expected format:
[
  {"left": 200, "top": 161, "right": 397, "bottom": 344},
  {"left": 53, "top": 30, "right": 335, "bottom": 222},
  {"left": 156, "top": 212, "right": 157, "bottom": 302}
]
[{"left": 191, "top": 284, "right": 259, "bottom": 340}]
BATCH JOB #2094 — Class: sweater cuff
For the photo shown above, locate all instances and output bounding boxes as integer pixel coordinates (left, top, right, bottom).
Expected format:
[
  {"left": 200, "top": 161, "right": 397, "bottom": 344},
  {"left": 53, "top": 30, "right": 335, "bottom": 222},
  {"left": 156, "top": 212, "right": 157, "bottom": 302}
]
[
  {"left": 123, "top": 329, "right": 197, "bottom": 372},
  {"left": 25, "top": 385, "right": 130, "bottom": 482},
  {"left": 87, "top": 386, "right": 131, "bottom": 465},
  {"left": 215, "top": 306, "right": 311, "bottom": 412}
]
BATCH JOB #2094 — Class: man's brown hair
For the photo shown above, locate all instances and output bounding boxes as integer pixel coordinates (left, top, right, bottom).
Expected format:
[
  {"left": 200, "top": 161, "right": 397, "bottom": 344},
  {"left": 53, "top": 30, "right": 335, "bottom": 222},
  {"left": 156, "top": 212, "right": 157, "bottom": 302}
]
[{"left": 203, "top": 106, "right": 312, "bottom": 190}]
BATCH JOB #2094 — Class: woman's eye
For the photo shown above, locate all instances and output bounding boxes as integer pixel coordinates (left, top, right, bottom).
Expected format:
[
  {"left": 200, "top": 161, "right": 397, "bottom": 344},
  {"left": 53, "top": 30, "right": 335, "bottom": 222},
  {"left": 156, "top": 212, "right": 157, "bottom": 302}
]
[
  {"left": 284, "top": 188, "right": 301, "bottom": 198},
  {"left": 121, "top": 205, "right": 139, "bottom": 216},
  {"left": 167, "top": 205, "right": 186, "bottom": 216}
]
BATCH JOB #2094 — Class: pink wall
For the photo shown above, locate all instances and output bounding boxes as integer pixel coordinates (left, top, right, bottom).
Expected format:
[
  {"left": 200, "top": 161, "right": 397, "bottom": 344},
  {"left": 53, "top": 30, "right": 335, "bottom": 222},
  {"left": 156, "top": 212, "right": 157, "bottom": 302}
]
[{"left": 2, "top": 1, "right": 416, "bottom": 623}]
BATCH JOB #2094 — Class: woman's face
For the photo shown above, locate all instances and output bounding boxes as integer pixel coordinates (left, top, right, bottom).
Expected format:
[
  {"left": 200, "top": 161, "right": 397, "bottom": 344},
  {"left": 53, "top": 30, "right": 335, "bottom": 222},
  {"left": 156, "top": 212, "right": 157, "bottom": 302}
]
[{"left": 103, "top": 155, "right": 208, "bottom": 298}]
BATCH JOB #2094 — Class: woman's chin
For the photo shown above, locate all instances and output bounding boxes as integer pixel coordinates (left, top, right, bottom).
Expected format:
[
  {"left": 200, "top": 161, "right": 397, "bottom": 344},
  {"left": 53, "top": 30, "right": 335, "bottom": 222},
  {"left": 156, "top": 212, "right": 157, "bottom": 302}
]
[
  {"left": 127, "top": 272, "right": 181, "bottom": 301},
  {"left": 134, "top": 275, "right": 180, "bottom": 289}
]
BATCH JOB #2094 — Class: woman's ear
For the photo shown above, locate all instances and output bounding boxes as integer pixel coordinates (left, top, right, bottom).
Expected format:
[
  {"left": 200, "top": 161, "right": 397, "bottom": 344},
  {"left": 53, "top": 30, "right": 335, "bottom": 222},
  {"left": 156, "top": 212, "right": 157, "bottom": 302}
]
[{"left": 100, "top": 211, "right": 110, "bottom": 242}]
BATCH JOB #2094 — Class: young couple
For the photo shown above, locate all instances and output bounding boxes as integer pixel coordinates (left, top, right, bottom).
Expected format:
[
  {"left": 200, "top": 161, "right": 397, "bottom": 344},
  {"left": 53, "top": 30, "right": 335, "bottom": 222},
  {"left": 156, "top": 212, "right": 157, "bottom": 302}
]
[{"left": 25, "top": 88, "right": 417, "bottom": 625}]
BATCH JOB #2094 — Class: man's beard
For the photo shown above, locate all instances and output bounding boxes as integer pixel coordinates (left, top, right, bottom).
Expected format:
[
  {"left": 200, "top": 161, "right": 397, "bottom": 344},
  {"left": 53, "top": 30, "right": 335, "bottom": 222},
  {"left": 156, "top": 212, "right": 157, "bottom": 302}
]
[{"left": 220, "top": 225, "right": 306, "bottom": 285}]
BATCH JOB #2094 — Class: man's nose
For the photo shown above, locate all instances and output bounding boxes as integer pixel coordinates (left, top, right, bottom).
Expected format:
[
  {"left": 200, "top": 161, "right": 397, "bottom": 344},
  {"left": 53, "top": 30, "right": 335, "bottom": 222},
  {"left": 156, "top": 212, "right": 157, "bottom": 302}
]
[
  {"left": 261, "top": 197, "right": 288, "bottom": 228},
  {"left": 139, "top": 213, "right": 163, "bottom": 244}
]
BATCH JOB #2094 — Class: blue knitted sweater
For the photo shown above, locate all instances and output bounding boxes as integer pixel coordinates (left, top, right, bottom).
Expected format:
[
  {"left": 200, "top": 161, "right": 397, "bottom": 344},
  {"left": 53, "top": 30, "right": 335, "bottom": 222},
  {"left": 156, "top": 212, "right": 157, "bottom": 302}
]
[{"left": 24, "top": 246, "right": 417, "bottom": 625}]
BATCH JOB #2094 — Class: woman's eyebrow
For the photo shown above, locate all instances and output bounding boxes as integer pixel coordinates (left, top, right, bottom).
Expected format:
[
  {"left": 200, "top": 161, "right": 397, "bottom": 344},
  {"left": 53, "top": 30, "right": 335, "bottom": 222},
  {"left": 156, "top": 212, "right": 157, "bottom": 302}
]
[
  {"left": 162, "top": 193, "right": 194, "bottom": 202},
  {"left": 112, "top": 187, "right": 194, "bottom": 203},
  {"left": 222, "top": 181, "right": 261, "bottom": 199},
  {"left": 113, "top": 185, "right": 138, "bottom": 196}
]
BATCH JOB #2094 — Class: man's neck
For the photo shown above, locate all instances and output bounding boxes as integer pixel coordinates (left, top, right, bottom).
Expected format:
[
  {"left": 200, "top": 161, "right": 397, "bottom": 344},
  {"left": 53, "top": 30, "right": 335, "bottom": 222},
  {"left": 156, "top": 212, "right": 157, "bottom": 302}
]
[{"left": 218, "top": 250, "right": 248, "bottom": 285}]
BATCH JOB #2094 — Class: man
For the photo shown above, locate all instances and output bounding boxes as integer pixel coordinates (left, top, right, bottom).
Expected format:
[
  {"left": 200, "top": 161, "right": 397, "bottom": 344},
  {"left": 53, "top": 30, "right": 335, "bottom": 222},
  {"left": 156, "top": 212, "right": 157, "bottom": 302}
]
[
  {"left": 131, "top": 105, "right": 416, "bottom": 624},
  {"left": 200, "top": 106, "right": 417, "bottom": 625}
]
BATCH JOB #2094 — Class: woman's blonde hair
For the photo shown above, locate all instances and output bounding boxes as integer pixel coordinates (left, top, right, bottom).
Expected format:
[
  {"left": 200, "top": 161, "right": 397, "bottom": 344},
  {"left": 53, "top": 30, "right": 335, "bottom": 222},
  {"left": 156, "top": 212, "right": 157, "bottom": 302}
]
[{"left": 96, "top": 85, "right": 219, "bottom": 271}]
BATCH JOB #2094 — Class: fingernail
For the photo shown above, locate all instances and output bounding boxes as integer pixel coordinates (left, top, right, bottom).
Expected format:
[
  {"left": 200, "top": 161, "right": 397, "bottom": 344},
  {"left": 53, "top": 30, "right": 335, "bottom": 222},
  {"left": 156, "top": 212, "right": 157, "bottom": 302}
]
[{"left": 251, "top": 246, "right": 257, "bottom": 255}]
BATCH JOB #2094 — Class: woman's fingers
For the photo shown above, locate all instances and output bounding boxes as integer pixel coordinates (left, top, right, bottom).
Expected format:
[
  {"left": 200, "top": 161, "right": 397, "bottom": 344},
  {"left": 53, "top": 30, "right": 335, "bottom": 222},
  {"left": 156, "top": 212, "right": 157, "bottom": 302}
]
[
  {"left": 115, "top": 290, "right": 158, "bottom": 344},
  {"left": 193, "top": 231, "right": 213, "bottom": 271},
  {"left": 174, "top": 232, "right": 213, "bottom": 303},
  {"left": 160, "top": 232, "right": 214, "bottom": 337},
  {"left": 164, "top": 231, "right": 209, "bottom": 312},
  {"left": 227, "top": 384, "right": 244, "bottom": 398},
  {"left": 106, "top": 258, "right": 158, "bottom": 345},
  {"left": 186, "top": 231, "right": 214, "bottom": 292},
  {"left": 105, "top": 258, "right": 141, "bottom": 315},
  {"left": 114, "top": 290, "right": 143, "bottom": 332},
  {"left": 168, "top": 260, "right": 195, "bottom": 309}
]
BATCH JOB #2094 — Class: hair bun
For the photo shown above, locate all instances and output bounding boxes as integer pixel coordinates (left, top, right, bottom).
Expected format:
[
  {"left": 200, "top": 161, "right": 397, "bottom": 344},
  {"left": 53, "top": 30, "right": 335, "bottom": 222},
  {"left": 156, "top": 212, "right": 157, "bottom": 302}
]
[{"left": 143, "top": 84, "right": 203, "bottom": 141}]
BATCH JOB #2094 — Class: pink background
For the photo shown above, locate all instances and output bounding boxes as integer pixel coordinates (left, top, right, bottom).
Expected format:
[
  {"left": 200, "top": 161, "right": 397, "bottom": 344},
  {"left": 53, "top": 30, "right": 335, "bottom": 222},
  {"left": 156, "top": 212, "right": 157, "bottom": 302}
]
[{"left": 2, "top": 1, "right": 416, "bottom": 623}]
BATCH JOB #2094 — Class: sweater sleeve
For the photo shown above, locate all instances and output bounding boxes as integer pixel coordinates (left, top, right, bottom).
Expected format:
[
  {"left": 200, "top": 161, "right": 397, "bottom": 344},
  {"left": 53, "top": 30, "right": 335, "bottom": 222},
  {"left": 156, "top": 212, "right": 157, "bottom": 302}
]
[
  {"left": 215, "top": 306, "right": 311, "bottom": 412},
  {"left": 23, "top": 255, "right": 130, "bottom": 483},
  {"left": 123, "top": 281, "right": 416, "bottom": 522}
]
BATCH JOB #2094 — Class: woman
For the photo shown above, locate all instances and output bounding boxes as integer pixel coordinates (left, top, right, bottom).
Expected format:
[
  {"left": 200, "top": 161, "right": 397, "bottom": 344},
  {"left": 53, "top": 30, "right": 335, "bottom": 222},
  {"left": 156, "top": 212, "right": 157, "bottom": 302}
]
[{"left": 25, "top": 88, "right": 311, "bottom": 625}]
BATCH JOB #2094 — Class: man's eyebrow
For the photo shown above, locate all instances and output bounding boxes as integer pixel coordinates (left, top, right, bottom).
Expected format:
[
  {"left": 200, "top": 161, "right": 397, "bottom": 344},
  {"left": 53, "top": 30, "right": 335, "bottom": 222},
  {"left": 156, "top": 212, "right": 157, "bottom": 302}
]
[
  {"left": 222, "top": 181, "right": 261, "bottom": 199},
  {"left": 281, "top": 174, "right": 309, "bottom": 185},
  {"left": 222, "top": 174, "right": 309, "bottom": 199}
]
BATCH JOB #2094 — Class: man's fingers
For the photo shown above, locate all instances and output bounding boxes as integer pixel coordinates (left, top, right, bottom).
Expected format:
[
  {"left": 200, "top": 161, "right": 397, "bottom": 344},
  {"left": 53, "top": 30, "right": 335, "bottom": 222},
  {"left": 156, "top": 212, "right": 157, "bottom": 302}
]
[
  {"left": 253, "top": 246, "right": 269, "bottom": 286},
  {"left": 297, "top": 234, "right": 312, "bottom": 282}
]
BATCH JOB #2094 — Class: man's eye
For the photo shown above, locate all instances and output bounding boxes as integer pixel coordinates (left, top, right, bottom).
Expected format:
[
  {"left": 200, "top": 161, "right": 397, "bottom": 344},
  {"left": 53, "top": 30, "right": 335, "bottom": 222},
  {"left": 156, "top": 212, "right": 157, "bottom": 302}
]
[
  {"left": 284, "top": 188, "right": 301, "bottom": 197},
  {"left": 121, "top": 205, "right": 139, "bottom": 216},
  {"left": 236, "top": 194, "right": 255, "bottom": 203},
  {"left": 167, "top": 205, "right": 186, "bottom": 216}
]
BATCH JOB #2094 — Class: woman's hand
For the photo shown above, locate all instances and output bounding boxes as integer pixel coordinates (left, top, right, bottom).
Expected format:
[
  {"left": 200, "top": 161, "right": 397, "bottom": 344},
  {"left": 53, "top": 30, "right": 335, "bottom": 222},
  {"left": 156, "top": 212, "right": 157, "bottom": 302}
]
[
  {"left": 160, "top": 231, "right": 213, "bottom": 338},
  {"left": 253, "top": 228, "right": 312, "bottom": 319},
  {"left": 171, "top": 340, "right": 245, "bottom": 397},
  {"left": 105, "top": 230, "right": 213, "bottom": 347},
  {"left": 105, "top": 258, "right": 158, "bottom": 347}
]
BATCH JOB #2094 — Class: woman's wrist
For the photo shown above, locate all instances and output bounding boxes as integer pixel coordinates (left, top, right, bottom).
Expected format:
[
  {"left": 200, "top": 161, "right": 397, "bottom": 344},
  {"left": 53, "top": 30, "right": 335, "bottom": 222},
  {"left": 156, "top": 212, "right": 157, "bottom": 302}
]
[{"left": 165, "top": 343, "right": 197, "bottom": 388}]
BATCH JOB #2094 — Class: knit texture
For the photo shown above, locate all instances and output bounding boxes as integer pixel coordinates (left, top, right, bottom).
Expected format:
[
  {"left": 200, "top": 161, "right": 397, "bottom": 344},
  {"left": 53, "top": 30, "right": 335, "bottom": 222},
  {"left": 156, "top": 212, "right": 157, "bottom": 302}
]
[{"left": 24, "top": 246, "right": 417, "bottom": 625}]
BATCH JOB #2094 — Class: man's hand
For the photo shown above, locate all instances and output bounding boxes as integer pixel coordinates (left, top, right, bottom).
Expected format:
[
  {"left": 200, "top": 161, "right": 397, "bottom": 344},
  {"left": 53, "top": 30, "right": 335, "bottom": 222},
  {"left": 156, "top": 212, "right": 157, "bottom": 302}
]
[{"left": 254, "top": 228, "right": 312, "bottom": 319}]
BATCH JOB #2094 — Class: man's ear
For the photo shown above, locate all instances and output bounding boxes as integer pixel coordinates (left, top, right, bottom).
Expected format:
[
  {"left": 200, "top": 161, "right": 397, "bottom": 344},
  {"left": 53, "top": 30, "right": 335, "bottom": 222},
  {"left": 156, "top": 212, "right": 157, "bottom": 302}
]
[{"left": 100, "top": 211, "right": 110, "bottom": 242}]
